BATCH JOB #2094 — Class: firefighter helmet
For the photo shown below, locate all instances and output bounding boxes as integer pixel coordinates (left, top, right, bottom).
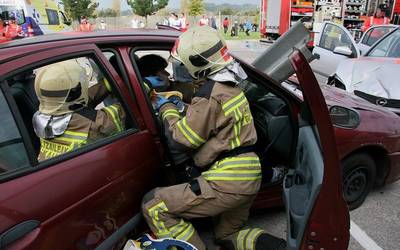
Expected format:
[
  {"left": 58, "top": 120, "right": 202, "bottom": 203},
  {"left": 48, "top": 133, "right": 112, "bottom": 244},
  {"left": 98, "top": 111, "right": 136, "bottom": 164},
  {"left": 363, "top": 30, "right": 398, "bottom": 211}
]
[
  {"left": 171, "top": 25, "right": 233, "bottom": 79},
  {"left": 35, "top": 59, "right": 89, "bottom": 116}
]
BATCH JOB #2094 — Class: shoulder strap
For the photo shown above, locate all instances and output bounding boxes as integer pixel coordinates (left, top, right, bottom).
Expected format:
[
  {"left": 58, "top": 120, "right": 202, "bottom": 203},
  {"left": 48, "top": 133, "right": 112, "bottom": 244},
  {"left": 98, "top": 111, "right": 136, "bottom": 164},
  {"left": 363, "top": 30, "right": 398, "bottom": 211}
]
[
  {"left": 194, "top": 80, "right": 216, "bottom": 99},
  {"left": 77, "top": 107, "right": 97, "bottom": 122}
]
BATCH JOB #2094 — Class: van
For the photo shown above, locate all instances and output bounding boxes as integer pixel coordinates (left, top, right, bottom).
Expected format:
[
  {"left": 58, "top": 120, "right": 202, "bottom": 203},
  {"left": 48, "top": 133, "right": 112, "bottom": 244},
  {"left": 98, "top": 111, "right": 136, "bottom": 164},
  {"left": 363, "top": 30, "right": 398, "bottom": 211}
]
[{"left": 0, "top": 0, "right": 71, "bottom": 40}]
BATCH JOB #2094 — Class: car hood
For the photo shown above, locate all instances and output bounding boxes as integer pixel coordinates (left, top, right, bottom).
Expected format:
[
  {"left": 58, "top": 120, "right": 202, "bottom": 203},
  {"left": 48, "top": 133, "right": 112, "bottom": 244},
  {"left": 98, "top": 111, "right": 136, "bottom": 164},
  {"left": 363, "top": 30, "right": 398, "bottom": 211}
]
[{"left": 336, "top": 57, "right": 400, "bottom": 99}]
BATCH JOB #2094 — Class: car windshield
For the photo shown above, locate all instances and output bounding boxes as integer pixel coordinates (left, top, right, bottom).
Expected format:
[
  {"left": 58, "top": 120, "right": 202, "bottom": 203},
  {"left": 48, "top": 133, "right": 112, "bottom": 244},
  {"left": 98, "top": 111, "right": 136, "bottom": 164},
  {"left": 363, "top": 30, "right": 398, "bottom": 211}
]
[
  {"left": 0, "top": 4, "right": 25, "bottom": 25},
  {"left": 368, "top": 30, "right": 400, "bottom": 58}
]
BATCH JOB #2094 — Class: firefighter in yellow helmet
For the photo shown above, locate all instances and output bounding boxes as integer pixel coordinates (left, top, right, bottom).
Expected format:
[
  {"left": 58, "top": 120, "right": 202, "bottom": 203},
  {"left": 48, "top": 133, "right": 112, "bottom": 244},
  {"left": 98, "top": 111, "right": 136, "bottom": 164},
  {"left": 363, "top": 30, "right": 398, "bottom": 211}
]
[
  {"left": 141, "top": 26, "right": 272, "bottom": 250},
  {"left": 33, "top": 59, "right": 125, "bottom": 161}
]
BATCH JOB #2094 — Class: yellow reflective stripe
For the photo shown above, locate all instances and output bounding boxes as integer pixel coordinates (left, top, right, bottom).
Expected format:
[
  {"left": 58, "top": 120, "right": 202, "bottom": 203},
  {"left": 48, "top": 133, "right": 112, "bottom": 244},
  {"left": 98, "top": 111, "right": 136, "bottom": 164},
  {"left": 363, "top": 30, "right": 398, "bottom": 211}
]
[
  {"left": 162, "top": 109, "right": 181, "bottom": 121},
  {"left": 104, "top": 78, "right": 112, "bottom": 92},
  {"left": 109, "top": 105, "right": 124, "bottom": 131},
  {"left": 174, "top": 222, "right": 195, "bottom": 241},
  {"left": 144, "top": 82, "right": 151, "bottom": 92},
  {"left": 246, "top": 228, "right": 264, "bottom": 250},
  {"left": 148, "top": 202, "right": 170, "bottom": 237},
  {"left": 169, "top": 219, "right": 187, "bottom": 237},
  {"left": 211, "top": 157, "right": 260, "bottom": 171},
  {"left": 64, "top": 130, "right": 88, "bottom": 137},
  {"left": 237, "top": 229, "right": 250, "bottom": 250},
  {"left": 57, "top": 137, "right": 85, "bottom": 143},
  {"left": 223, "top": 92, "right": 247, "bottom": 115},
  {"left": 104, "top": 105, "right": 123, "bottom": 132},
  {"left": 202, "top": 170, "right": 262, "bottom": 181},
  {"left": 176, "top": 117, "right": 205, "bottom": 148}
]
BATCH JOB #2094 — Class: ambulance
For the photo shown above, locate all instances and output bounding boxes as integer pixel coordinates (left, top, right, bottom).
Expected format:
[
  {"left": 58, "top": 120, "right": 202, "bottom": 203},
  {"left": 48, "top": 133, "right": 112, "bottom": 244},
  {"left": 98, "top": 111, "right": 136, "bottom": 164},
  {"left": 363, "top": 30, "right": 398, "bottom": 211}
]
[{"left": 0, "top": 0, "right": 72, "bottom": 41}]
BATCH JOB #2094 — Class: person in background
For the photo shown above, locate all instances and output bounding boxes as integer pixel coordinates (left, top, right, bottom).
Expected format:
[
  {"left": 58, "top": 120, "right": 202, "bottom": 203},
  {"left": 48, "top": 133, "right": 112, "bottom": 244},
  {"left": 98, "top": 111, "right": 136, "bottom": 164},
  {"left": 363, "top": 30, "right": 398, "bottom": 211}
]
[
  {"left": 362, "top": 5, "right": 390, "bottom": 32},
  {"left": 131, "top": 18, "right": 139, "bottom": 29},
  {"left": 0, "top": 14, "right": 6, "bottom": 42},
  {"left": 79, "top": 16, "right": 93, "bottom": 32},
  {"left": 100, "top": 19, "right": 107, "bottom": 30},
  {"left": 178, "top": 13, "right": 188, "bottom": 31},
  {"left": 245, "top": 19, "right": 252, "bottom": 36},
  {"left": 168, "top": 13, "right": 180, "bottom": 29},
  {"left": 199, "top": 15, "right": 208, "bottom": 26},
  {"left": 210, "top": 16, "right": 217, "bottom": 30},
  {"left": 223, "top": 17, "right": 229, "bottom": 34},
  {"left": 5, "top": 16, "right": 23, "bottom": 39}
]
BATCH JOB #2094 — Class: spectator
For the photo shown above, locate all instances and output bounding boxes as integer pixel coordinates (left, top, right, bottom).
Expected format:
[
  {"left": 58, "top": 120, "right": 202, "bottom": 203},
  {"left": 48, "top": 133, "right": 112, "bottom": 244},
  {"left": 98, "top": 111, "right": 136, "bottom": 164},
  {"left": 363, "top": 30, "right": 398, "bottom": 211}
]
[
  {"left": 131, "top": 18, "right": 139, "bottom": 28},
  {"left": 168, "top": 13, "right": 180, "bottom": 28},
  {"left": 199, "top": 15, "right": 208, "bottom": 26},
  {"left": 0, "top": 14, "right": 6, "bottom": 42},
  {"left": 210, "top": 16, "right": 217, "bottom": 29},
  {"left": 100, "top": 19, "right": 106, "bottom": 30},
  {"left": 362, "top": 5, "right": 390, "bottom": 32},
  {"left": 5, "top": 16, "right": 23, "bottom": 39},
  {"left": 79, "top": 16, "right": 93, "bottom": 32},
  {"left": 223, "top": 17, "right": 229, "bottom": 34},
  {"left": 239, "top": 22, "right": 245, "bottom": 32},
  {"left": 179, "top": 13, "right": 188, "bottom": 31},
  {"left": 245, "top": 19, "right": 252, "bottom": 36}
]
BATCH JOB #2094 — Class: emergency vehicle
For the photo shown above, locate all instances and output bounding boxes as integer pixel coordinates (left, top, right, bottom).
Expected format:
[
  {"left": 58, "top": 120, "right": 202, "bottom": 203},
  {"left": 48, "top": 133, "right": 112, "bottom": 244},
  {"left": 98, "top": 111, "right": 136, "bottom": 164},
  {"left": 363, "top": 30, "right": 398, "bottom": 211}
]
[{"left": 0, "top": 0, "right": 71, "bottom": 41}]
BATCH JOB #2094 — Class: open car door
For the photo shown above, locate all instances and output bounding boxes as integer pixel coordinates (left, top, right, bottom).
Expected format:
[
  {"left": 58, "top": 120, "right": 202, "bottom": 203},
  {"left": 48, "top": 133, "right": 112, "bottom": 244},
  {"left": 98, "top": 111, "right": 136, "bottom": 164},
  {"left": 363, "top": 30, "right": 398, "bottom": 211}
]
[
  {"left": 310, "top": 22, "right": 359, "bottom": 82},
  {"left": 253, "top": 21, "right": 350, "bottom": 249}
]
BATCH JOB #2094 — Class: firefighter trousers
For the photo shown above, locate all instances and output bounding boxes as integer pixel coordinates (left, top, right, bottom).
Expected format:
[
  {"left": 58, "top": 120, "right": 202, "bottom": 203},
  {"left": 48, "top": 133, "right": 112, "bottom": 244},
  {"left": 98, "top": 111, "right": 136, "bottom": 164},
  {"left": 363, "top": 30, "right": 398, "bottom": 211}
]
[{"left": 142, "top": 176, "right": 258, "bottom": 250}]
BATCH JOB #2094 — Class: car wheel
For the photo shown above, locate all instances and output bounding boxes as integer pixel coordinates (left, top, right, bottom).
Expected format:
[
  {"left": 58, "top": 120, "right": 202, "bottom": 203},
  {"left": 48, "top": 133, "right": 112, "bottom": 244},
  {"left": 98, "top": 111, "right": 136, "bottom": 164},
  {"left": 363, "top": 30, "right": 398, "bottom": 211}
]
[{"left": 342, "top": 153, "right": 376, "bottom": 210}]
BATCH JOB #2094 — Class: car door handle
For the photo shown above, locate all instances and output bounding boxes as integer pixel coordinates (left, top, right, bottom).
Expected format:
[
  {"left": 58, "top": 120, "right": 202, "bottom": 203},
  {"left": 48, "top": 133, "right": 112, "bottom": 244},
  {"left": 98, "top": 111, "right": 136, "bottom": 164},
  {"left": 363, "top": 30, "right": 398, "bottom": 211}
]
[
  {"left": 0, "top": 220, "right": 40, "bottom": 249},
  {"left": 285, "top": 170, "right": 306, "bottom": 188},
  {"left": 313, "top": 53, "right": 321, "bottom": 60}
]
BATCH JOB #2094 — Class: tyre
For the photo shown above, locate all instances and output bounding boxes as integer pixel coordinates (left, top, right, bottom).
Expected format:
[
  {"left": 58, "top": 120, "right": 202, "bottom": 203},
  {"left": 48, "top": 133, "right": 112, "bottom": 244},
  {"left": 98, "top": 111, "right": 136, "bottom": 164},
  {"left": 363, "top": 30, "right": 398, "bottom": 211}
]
[{"left": 342, "top": 153, "right": 376, "bottom": 210}]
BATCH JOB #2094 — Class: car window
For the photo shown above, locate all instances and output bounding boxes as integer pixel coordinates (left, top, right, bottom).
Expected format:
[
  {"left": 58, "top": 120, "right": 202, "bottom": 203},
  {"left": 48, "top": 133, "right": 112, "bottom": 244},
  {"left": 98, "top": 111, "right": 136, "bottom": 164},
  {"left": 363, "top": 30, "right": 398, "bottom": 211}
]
[
  {"left": 5, "top": 56, "right": 135, "bottom": 164},
  {"left": 365, "top": 27, "right": 393, "bottom": 46},
  {"left": 369, "top": 30, "right": 400, "bottom": 58},
  {"left": 0, "top": 89, "right": 30, "bottom": 173},
  {"left": 319, "top": 23, "right": 356, "bottom": 55},
  {"left": 46, "top": 9, "right": 60, "bottom": 25},
  {"left": 361, "top": 28, "right": 373, "bottom": 45}
]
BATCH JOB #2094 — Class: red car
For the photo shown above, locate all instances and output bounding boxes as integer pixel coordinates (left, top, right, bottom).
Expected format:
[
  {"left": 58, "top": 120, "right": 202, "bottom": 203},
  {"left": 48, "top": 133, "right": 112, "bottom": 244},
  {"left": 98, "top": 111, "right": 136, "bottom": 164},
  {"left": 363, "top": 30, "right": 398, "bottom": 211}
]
[{"left": 1, "top": 29, "right": 395, "bottom": 249}]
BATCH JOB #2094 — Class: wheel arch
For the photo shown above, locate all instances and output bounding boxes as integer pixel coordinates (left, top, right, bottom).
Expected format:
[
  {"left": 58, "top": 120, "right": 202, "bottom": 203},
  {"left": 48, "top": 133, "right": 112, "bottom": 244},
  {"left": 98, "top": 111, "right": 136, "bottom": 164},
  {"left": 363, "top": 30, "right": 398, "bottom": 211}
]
[{"left": 342, "top": 145, "right": 390, "bottom": 187}]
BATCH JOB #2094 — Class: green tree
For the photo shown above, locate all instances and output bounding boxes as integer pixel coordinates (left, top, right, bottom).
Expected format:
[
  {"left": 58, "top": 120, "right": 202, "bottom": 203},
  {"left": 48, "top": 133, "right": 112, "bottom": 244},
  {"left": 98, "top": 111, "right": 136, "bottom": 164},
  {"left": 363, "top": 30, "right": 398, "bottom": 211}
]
[
  {"left": 188, "top": 0, "right": 204, "bottom": 16},
  {"left": 60, "top": 0, "right": 99, "bottom": 21},
  {"left": 98, "top": 8, "right": 118, "bottom": 17},
  {"left": 221, "top": 8, "right": 234, "bottom": 16},
  {"left": 127, "top": 0, "right": 169, "bottom": 26}
]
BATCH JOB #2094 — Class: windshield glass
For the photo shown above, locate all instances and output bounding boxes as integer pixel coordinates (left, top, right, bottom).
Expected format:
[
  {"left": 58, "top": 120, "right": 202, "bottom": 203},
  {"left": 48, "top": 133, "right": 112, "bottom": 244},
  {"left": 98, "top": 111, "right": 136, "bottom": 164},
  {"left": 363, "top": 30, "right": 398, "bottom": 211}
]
[
  {"left": 0, "top": 4, "right": 25, "bottom": 25},
  {"left": 368, "top": 30, "right": 400, "bottom": 58}
]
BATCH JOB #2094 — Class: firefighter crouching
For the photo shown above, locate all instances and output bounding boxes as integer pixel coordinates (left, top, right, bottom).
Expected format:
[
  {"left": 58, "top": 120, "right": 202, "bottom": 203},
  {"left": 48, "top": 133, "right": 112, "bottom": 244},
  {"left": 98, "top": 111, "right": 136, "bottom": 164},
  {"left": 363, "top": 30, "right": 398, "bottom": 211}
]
[
  {"left": 33, "top": 59, "right": 125, "bottom": 161},
  {"left": 142, "top": 26, "right": 277, "bottom": 250}
]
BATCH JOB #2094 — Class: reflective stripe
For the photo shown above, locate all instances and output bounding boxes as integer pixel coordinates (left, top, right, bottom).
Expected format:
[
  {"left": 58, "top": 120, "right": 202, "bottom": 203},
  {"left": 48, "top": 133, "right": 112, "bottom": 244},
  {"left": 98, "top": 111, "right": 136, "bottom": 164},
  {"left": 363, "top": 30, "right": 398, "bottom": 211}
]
[
  {"left": 144, "top": 82, "right": 151, "bottom": 93},
  {"left": 245, "top": 228, "right": 264, "bottom": 250},
  {"left": 176, "top": 117, "right": 205, "bottom": 148},
  {"left": 171, "top": 221, "right": 195, "bottom": 241},
  {"left": 104, "top": 78, "right": 112, "bottom": 92},
  {"left": 237, "top": 229, "right": 250, "bottom": 250},
  {"left": 222, "top": 92, "right": 247, "bottom": 115},
  {"left": 202, "top": 170, "right": 262, "bottom": 181},
  {"left": 162, "top": 109, "right": 181, "bottom": 121},
  {"left": 148, "top": 202, "right": 170, "bottom": 238},
  {"left": 210, "top": 157, "right": 261, "bottom": 171},
  {"left": 104, "top": 105, "right": 123, "bottom": 132},
  {"left": 230, "top": 109, "right": 242, "bottom": 149}
]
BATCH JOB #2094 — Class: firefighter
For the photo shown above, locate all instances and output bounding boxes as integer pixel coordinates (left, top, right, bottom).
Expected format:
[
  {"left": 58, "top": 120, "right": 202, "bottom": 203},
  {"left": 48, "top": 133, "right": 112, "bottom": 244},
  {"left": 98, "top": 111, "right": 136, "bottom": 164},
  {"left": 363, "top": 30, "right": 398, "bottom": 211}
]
[
  {"left": 33, "top": 59, "right": 125, "bottom": 161},
  {"left": 4, "top": 16, "right": 22, "bottom": 40},
  {"left": 79, "top": 16, "right": 93, "bottom": 32},
  {"left": 362, "top": 5, "right": 390, "bottom": 32},
  {"left": 141, "top": 26, "right": 266, "bottom": 250},
  {"left": 0, "top": 15, "right": 6, "bottom": 42}
]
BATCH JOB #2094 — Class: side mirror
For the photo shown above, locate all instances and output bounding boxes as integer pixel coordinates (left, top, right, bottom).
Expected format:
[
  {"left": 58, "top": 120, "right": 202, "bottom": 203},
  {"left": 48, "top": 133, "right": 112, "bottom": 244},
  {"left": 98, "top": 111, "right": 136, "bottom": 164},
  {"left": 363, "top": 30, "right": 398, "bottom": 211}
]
[
  {"left": 333, "top": 46, "right": 353, "bottom": 57},
  {"left": 64, "top": 20, "right": 72, "bottom": 26},
  {"left": 329, "top": 106, "right": 360, "bottom": 129}
]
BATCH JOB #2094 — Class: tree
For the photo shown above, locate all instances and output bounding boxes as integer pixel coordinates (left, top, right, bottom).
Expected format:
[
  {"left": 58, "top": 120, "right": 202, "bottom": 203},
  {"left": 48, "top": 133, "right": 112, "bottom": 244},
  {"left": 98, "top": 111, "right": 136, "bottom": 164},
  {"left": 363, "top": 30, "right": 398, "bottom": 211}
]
[
  {"left": 127, "top": 0, "right": 169, "bottom": 26},
  {"left": 221, "top": 8, "right": 234, "bottom": 16},
  {"left": 98, "top": 8, "right": 118, "bottom": 18},
  {"left": 180, "top": 0, "right": 189, "bottom": 13},
  {"left": 60, "top": 0, "right": 99, "bottom": 21},
  {"left": 188, "top": 0, "right": 204, "bottom": 16}
]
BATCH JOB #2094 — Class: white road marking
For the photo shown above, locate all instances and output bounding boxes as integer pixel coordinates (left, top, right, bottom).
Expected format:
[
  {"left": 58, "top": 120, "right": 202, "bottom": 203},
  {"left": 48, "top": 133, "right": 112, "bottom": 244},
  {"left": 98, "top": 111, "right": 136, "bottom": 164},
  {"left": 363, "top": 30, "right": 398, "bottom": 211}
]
[{"left": 350, "top": 220, "right": 383, "bottom": 250}]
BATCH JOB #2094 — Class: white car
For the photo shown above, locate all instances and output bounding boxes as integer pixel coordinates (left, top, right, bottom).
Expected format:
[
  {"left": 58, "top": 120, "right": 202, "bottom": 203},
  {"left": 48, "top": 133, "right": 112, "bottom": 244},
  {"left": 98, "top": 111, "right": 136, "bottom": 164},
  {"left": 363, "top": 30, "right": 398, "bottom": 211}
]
[
  {"left": 319, "top": 25, "right": 400, "bottom": 114},
  {"left": 311, "top": 22, "right": 397, "bottom": 81}
]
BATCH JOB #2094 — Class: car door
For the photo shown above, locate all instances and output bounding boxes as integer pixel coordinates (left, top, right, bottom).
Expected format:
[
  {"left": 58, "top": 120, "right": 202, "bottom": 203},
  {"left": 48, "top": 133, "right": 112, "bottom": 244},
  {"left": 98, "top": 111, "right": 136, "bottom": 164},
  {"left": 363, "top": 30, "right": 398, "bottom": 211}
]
[
  {"left": 358, "top": 26, "right": 396, "bottom": 55},
  {"left": 311, "top": 22, "right": 359, "bottom": 81},
  {"left": 285, "top": 50, "right": 350, "bottom": 249},
  {"left": 0, "top": 44, "right": 162, "bottom": 249}
]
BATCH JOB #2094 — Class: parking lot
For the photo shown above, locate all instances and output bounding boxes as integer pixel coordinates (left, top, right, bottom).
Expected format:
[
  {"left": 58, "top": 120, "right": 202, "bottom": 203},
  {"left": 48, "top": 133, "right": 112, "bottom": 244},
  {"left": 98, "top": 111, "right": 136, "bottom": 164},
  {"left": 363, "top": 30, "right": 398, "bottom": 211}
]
[{"left": 223, "top": 40, "right": 400, "bottom": 250}]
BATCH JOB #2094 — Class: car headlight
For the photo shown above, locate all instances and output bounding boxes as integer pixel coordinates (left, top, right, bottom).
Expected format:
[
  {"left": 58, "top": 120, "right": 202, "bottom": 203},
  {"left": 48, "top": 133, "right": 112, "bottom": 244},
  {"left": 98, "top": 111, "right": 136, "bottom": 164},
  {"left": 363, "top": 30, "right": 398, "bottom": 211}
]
[
  {"left": 327, "top": 74, "right": 346, "bottom": 90},
  {"left": 329, "top": 106, "right": 360, "bottom": 129}
]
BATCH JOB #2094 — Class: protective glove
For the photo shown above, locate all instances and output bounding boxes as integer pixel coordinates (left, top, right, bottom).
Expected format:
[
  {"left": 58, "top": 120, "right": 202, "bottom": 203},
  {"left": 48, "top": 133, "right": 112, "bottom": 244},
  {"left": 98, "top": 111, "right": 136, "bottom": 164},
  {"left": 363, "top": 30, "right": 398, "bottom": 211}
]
[
  {"left": 169, "top": 95, "right": 185, "bottom": 112},
  {"left": 153, "top": 95, "right": 170, "bottom": 111}
]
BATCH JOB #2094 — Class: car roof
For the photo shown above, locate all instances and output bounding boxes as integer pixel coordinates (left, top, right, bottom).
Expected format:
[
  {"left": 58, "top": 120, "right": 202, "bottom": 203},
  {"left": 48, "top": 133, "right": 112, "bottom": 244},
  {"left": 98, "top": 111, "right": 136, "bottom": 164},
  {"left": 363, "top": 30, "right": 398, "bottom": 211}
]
[{"left": 0, "top": 29, "right": 181, "bottom": 49}]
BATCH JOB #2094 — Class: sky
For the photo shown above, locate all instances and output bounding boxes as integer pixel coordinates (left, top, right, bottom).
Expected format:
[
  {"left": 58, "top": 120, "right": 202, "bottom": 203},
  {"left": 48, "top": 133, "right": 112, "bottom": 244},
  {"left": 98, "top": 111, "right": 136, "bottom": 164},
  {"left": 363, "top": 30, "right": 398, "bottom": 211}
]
[{"left": 98, "top": 0, "right": 260, "bottom": 11}]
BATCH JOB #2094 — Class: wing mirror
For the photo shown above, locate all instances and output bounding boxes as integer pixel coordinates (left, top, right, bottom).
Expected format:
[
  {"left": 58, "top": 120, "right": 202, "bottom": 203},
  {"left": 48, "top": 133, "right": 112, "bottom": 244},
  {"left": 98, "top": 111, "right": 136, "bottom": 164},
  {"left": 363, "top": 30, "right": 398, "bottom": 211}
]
[
  {"left": 333, "top": 46, "right": 353, "bottom": 57},
  {"left": 329, "top": 106, "right": 360, "bottom": 129}
]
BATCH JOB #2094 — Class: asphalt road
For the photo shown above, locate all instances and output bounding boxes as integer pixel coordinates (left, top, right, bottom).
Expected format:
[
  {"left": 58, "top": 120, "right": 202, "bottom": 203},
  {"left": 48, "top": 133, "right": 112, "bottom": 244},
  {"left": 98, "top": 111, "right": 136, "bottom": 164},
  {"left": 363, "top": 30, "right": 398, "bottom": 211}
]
[{"left": 198, "top": 40, "right": 400, "bottom": 250}]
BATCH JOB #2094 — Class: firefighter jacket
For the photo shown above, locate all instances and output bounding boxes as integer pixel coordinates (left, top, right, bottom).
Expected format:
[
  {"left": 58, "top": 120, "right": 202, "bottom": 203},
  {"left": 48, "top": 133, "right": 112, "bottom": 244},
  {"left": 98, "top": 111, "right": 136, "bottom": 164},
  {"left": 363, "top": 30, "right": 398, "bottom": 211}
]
[
  {"left": 36, "top": 84, "right": 125, "bottom": 161},
  {"left": 160, "top": 80, "right": 261, "bottom": 194}
]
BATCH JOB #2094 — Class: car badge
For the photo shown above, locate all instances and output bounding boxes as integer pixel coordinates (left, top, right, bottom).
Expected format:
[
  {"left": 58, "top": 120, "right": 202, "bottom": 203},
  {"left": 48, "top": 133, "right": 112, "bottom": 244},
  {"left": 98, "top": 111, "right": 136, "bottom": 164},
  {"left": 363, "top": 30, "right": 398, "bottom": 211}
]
[{"left": 376, "top": 98, "right": 388, "bottom": 106}]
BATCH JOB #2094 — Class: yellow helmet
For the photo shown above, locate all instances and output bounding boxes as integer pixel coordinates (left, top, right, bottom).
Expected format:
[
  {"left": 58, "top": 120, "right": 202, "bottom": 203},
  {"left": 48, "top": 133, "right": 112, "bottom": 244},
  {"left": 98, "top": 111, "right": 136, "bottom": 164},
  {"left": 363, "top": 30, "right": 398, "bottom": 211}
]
[
  {"left": 35, "top": 59, "right": 89, "bottom": 116},
  {"left": 171, "top": 26, "right": 233, "bottom": 79}
]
